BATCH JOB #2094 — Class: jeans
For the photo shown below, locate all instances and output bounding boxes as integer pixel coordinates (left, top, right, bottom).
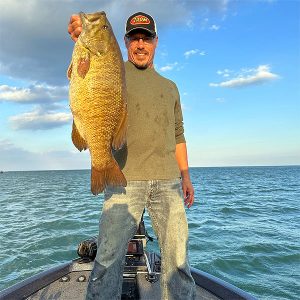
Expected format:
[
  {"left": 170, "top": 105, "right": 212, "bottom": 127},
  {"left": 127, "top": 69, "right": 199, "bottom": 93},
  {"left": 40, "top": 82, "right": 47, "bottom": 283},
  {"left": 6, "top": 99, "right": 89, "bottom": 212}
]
[{"left": 85, "top": 179, "right": 195, "bottom": 300}]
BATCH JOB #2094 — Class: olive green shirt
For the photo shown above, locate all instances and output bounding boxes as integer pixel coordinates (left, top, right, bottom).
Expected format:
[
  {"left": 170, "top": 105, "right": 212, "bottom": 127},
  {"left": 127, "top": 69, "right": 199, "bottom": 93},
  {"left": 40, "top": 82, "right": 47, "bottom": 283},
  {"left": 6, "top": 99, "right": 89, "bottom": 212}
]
[{"left": 114, "top": 61, "right": 186, "bottom": 180}]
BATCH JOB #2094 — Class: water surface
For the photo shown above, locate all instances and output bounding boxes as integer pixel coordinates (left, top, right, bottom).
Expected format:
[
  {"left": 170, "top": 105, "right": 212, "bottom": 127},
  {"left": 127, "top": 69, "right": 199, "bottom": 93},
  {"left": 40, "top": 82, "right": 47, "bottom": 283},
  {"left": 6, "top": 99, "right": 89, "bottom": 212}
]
[{"left": 0, "top": 166, "right": 299, "bottom": 299}]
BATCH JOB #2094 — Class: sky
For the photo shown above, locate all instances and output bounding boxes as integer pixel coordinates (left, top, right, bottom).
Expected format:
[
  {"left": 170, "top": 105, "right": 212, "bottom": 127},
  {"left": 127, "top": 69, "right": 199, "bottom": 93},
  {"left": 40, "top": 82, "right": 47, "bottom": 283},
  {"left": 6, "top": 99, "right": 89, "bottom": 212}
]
[{"left": 0, "top": 0, "right": 299, "bottom": 171}]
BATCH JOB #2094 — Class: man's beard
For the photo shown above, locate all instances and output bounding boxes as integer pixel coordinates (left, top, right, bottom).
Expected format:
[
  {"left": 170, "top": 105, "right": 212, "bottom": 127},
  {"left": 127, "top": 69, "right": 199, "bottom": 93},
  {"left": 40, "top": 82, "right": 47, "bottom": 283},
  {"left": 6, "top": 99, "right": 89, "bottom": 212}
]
[
  {"left": 134, "top": 50, "right": 150, "bottom": 69},
  {"left": 135, "top": 63, "right": 148, "bottom": 69}
]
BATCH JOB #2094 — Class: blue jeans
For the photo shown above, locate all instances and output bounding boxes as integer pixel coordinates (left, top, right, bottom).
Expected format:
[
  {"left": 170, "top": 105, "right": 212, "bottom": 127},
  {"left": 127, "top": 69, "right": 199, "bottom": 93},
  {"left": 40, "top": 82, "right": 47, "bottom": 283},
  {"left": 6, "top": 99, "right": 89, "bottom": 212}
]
[{"left": 85, "top": 179, "right": 195, "bottom": 300}]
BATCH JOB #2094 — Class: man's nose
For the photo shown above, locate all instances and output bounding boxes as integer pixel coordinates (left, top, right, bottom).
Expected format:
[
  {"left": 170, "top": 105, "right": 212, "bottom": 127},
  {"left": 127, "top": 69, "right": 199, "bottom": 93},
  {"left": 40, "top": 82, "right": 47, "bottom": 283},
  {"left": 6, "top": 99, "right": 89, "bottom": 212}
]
[{"left": 137, "top": 38, "right": 145, "bottom": 48}]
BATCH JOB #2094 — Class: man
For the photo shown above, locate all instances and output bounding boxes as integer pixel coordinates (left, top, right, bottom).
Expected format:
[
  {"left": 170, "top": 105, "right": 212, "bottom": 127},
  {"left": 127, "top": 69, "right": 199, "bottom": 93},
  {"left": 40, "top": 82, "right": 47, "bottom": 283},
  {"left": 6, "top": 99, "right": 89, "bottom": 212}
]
[{"left": 68, "top": 11, "right": 196, "bottom": 299}]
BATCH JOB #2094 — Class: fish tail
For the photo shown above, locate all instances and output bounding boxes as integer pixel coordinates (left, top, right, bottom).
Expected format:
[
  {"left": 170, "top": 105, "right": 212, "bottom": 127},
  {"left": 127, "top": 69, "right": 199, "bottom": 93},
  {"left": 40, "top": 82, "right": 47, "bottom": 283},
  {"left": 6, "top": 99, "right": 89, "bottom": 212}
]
[
  {"left": 91, "top": 167, "right": 106, "bottom": 195},
  {"left": 91, "top": 160, "right": 127, "bottom": 195},
  {"left": 106, "top": 159, "right": 127, "bottom": 188}
]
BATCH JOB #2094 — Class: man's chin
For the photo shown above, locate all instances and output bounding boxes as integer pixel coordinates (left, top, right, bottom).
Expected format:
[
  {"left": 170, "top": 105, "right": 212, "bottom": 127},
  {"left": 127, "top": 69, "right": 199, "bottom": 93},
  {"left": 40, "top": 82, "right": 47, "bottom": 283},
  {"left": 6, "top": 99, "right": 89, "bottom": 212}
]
[
  {"left": 133, "top": 60, "right": 149, "bottom": 69},
  {"left": 135, "top": 63, "right": 148, "bottom": 69}
]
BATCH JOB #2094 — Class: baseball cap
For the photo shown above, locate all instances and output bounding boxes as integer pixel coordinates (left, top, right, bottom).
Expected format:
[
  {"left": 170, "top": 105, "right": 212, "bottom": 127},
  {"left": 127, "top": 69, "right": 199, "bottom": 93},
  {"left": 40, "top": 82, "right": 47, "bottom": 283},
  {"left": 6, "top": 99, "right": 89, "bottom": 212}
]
[{"left": 125, "top": 12, "right": 157, "bottom": 37}]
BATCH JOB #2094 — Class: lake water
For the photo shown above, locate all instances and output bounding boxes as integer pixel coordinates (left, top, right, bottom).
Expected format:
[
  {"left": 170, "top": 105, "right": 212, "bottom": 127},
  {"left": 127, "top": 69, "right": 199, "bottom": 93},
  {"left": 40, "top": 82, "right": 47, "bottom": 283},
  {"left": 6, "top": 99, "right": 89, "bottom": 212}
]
[{"left": 0, "top": 166, "right": 299, "bottom": 299}]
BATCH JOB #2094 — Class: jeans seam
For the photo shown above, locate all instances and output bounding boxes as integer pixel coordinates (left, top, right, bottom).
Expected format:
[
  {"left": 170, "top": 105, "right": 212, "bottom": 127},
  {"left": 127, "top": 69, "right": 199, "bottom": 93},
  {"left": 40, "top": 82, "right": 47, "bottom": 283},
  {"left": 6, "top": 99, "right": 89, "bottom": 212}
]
[
  {"left": 146, "top": 183, "right": 168, "bottom": 300},
  {"left": 115, "top": 222, "right": 139, "bottom": 298}
]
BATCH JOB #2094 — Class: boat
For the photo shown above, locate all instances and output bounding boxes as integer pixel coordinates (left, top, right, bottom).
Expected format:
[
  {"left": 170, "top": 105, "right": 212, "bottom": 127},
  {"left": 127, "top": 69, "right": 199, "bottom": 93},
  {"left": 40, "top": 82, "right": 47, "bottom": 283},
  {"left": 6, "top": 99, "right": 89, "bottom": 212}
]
[{"left": 0, "top": 221, "right": 257, "bottom": 300}]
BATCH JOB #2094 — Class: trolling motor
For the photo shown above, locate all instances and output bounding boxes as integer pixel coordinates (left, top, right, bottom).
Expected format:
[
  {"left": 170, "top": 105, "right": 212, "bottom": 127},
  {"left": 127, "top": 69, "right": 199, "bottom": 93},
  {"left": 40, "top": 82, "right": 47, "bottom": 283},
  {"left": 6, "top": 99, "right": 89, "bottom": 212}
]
[
  {"left": 77, "top": 213, "right": 160, "bottom": 282},
  {"left": 77, "top": 216, "right": 160, "bottom": 299},
  {"left": 77, "top": 215, "right": 152, "bottom": 261}
]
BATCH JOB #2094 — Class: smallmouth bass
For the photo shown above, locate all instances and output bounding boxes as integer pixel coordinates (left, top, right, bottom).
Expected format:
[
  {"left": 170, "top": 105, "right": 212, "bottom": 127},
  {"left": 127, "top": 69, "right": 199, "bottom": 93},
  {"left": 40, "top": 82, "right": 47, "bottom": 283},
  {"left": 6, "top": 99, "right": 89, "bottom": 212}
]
[{"left": 67, "top": 11, "right": 127, "bottom": 195}]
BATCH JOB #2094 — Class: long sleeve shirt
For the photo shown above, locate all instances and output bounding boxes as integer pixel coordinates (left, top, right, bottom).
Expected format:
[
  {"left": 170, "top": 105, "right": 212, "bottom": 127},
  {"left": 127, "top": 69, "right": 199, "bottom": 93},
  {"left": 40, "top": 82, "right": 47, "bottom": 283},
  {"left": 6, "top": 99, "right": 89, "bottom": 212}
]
[{"left": 113, "top": 61, "right": 186, "bottom": 180}]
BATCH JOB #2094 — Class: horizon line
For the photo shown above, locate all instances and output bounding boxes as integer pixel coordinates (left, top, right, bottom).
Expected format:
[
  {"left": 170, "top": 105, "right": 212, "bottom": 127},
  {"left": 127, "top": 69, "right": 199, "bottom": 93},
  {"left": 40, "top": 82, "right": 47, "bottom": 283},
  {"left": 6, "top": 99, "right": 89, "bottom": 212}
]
[{"left": 1, "top": 164, "right": 300, "bottom": 172}]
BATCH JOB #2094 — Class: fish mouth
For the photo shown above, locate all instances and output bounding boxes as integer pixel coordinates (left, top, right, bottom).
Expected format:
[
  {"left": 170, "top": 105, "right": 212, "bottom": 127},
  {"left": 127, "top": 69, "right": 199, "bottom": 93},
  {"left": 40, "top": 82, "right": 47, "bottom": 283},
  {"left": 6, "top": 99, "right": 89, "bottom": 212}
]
[
  {"left": 83, "top": 11, "right": 106, "bottom": 22},
  {"left": 78, "top": 11, "right": 108, "bottom": 56}
]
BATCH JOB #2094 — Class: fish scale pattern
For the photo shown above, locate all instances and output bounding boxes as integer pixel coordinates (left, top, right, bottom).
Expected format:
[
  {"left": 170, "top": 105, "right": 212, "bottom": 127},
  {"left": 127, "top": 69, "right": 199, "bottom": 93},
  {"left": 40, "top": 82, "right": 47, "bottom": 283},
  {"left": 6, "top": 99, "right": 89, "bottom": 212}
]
[{"left": 68, "top": 12, "right": 127, "bottom": 193}]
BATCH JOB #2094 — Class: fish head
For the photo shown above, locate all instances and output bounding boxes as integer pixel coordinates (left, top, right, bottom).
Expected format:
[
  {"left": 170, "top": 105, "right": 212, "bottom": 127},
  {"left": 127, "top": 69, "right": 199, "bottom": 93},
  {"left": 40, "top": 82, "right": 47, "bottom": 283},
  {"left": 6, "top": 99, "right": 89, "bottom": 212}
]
[{"left": 79, "top": 11, "right": 114, "bottom": 56}]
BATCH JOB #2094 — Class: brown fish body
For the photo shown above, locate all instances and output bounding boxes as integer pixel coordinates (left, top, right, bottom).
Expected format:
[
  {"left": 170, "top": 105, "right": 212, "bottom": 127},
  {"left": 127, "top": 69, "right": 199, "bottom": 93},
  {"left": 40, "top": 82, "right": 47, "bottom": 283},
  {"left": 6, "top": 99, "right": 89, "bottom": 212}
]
[{"left": 68, "top": 11, "right": 127, "bottom": 195}]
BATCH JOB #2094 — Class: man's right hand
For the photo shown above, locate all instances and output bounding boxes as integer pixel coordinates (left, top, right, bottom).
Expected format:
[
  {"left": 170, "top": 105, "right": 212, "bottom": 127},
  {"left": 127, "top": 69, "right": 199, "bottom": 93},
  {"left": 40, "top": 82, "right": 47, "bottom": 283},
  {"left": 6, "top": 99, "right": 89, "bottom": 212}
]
[{"left": 68, "top": 15, "right": 82, "bottom": 42}]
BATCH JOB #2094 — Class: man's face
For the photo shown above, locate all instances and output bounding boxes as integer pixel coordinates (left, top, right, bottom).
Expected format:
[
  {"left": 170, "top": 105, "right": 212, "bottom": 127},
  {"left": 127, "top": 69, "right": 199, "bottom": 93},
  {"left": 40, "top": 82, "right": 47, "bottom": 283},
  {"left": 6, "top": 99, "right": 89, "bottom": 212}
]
[{"left": 124, "top": 31, "right": 158, "bottom": 69}]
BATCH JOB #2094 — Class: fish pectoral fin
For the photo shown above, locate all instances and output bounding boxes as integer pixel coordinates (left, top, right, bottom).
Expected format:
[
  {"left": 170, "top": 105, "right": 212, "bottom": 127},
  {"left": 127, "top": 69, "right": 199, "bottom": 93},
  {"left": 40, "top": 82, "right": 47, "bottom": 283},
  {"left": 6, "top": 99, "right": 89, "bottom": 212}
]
[
  {"left": 72, "top": 121, "right": 88, "bottom": 151},
  {"left": 77, "top": 53, "right": 90, "bottom": 79},
  {"left": 91, "top": 160, "right": 127, "bottom": 195},
  {"left": 112, "top": 104, "right": 127, "bottom": 150}
]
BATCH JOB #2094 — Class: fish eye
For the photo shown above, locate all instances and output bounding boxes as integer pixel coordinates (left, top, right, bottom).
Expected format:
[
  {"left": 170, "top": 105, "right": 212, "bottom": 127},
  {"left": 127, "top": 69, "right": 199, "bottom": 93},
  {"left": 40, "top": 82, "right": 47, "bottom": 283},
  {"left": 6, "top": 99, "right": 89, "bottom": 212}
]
[{"left": 102, "top": 25, "right": 109, "bottom": 30}]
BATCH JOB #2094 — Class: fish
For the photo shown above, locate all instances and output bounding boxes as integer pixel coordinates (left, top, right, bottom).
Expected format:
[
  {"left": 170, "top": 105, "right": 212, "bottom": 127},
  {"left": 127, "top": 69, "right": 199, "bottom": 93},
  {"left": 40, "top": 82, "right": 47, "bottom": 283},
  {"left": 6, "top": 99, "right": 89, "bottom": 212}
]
[{"left": 67, "top": 11, "right": 127, "bottom": 195}]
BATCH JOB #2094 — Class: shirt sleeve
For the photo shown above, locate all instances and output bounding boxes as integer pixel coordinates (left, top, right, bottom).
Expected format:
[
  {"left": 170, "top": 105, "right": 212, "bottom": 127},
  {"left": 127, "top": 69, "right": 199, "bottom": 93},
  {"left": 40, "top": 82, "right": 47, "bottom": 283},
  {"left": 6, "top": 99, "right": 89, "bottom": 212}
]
[{"left": 172, "top": 83, "right": 186, "bottom": 144}]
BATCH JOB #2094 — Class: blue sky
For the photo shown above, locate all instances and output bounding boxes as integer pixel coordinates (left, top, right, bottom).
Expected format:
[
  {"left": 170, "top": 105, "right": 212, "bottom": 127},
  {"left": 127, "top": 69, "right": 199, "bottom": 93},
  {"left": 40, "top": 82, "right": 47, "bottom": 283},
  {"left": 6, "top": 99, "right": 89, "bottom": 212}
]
[{"left": 0, "top": 0, "right": 299, "bottom": 171}]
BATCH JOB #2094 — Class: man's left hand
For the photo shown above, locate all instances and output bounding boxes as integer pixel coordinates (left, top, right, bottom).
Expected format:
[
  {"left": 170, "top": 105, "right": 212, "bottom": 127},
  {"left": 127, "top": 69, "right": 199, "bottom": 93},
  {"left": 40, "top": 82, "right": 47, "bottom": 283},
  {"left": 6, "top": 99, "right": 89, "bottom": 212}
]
[{"left": 182, "top": 178, "right": 195, "bottom": 208}]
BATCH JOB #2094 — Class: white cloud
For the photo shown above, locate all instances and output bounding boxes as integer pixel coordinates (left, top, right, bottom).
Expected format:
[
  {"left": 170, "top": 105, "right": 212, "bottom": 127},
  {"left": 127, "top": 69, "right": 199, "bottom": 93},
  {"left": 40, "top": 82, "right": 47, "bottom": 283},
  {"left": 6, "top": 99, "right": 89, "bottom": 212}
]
[
  {"left": 0, "top": 85, "right": 32, "bottom": 102},
  {"left": 217, "top": 68, "right": 231, "bottom": 75},
  {"left": 159, "top": 62, "right": 179, "bottom": 72},
  {"left": 209, "top": 24, "right": 220, "bottom": 30},
  {"left": 9, "top": 109, "right": 72, "bottom": 130},
  {"left": 0, "top": 139, "right": 89, "bottom": 171},
  {"left": 0, "top": 84, "right": 68, "bottom": 103},
  {"left": 210, "top": 65, "right": 279, "bottom": 88},
  {"left": 217, "top": 69, "right": 232, "bottom": 78},
  {"left": 184, "top": 49, "right": 199, "bottom": 58},
  {"left": 186, "top": 19, "right": 194, "bottom": 29},
  {"left": 184, "top": 49, "right": 206, "bottom": 59}
]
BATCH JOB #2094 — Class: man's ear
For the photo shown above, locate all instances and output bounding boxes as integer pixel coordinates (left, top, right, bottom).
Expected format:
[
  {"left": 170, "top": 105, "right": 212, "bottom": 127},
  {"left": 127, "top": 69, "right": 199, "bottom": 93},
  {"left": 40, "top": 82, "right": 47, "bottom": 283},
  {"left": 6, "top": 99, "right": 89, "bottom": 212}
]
[{"left": 154, "top": 36, "right": 158, "bottom": 48}]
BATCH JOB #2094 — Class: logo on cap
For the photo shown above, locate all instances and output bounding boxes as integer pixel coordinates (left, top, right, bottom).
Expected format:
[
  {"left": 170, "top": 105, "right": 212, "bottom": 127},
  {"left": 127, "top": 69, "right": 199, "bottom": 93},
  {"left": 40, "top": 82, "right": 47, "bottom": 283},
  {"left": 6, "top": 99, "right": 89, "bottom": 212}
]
[{"left": 130, "top": 15, "right": 150, "bottom": 25}]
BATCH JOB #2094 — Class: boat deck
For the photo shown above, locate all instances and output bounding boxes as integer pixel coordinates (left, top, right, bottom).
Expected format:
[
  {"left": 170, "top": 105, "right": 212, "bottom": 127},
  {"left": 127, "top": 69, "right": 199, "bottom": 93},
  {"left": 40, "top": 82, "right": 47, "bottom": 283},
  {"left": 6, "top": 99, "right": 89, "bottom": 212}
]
[
  {"left": 0, "top": 229, "right": 256, "bottom": 300},
  {"left": 25, "top": 260, "right": 219, "bottom": 300}
]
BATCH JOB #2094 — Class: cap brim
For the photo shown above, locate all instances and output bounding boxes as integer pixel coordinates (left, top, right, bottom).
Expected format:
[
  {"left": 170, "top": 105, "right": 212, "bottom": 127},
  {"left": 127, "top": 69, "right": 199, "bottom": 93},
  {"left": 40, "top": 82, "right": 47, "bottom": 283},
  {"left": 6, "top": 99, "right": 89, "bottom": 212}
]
[{"left": 125, "top": 27, "right": 156, "bottom": 37}]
